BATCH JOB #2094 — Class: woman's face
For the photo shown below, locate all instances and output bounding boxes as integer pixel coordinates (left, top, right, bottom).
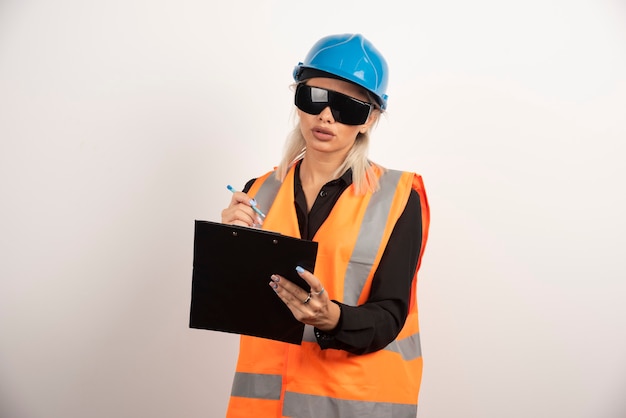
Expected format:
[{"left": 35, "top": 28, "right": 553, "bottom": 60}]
[{"left": 297, "top": 77, "right": 378, "bottom": 160}]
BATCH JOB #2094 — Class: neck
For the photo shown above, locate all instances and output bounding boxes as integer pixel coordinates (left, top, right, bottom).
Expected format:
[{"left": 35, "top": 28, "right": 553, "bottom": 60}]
[{"left": 299, "top": 153, "right": 345, "bottom": 187}]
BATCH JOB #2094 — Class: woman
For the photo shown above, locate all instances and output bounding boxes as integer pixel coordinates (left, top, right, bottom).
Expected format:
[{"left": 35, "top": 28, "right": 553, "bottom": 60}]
[{"left": 221, "top": 33, "right": 430, "bottom": 418}]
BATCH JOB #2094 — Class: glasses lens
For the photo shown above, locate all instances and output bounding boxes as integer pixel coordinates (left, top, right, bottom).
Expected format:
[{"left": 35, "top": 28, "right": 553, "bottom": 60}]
[
  {"left": 295, "top": 84, "right": 326, "bottom": 115},
  {"left": 295, "top": 84, "right": 372, "bottom": 125}
]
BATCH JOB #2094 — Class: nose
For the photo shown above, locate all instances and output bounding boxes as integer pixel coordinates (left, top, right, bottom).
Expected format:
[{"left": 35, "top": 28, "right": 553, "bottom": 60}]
[{"left": 318, "top": 106, "right": 335, "bottom": 123}]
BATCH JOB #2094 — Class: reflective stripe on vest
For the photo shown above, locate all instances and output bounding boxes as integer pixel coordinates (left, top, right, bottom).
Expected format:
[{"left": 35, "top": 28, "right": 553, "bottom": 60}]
[
  {"left": 343, "top": 169, "right": 403, "bottom": 306},
  {"left": 253, "top": 173, "right": 282, "bottom": 220},
  {"left": 283, "top": 391, "right": 418, "bottom": 418},
  {"left": 230, "top": 372, "right": 282, "bottom": 400},
  {"left": 386, "top": 332, "right": 422, "bottom": 361}
]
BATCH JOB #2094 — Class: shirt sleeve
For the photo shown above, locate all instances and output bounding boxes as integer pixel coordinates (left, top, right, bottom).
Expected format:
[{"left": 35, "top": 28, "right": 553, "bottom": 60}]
[{"left": 314, "top": 188, "right": 423, "bottom": 354}]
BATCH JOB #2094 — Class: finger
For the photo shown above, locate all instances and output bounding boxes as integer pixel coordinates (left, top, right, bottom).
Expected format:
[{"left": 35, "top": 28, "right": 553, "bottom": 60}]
[
  {"left": 270, "top": 275, "right": 304, "bottom": 299},
  {"left": 295, "top": 266, "right": 324, "bottom": 294},
  {"left": 229, "top": 191, "right": 257, "bottom": 208},
  {"left": 221, "top": 207, "right": 252, "bottom": 226},
  {"left": 229, "top": 218, "right": 251, "bottom": 228},
  {"left": 228, "top": 191, "right": 264, "bottom": 226},
  {"left": 221, "top": 204, "right": 263, "bottom": 227},
  {"left": 270, "top": 275, "right": 311, "bottom": 309}
]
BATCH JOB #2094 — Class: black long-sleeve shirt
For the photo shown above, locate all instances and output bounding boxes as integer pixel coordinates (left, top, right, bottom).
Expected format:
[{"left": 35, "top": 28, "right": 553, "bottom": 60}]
[{"left": 243, "top": 163, "right": 422, "bottom": 355}]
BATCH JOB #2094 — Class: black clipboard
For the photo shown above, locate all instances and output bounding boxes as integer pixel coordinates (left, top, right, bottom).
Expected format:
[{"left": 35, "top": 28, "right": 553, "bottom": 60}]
[{"left": 189, "top": 220, "right": 318, "bottom": 345}]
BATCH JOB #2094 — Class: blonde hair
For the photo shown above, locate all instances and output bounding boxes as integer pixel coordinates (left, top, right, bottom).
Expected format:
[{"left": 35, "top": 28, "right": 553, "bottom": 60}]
[{"left": 275, "top": 113, "right": 386, "bottom": 195}]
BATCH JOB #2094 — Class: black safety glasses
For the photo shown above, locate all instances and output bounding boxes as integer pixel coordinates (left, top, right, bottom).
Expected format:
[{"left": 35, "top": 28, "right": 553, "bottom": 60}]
[{"left": 294, "top": 84, "right": 373, "bottom": 126}]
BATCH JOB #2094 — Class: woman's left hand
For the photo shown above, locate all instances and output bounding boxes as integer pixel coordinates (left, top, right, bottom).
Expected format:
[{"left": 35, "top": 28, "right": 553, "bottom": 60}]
[{"left": 269, "top": 267, "right": 341, "bottom": 332}]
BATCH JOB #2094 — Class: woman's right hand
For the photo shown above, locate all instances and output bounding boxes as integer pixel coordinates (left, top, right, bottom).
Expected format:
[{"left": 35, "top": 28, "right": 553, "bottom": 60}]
[{"left": 221, "top": 191, "right": 263, "bottom": 228}]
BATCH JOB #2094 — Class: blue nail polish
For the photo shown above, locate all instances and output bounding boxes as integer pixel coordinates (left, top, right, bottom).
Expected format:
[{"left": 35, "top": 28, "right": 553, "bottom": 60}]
[
  {"left": 296, "top": 266, "right": 304, "bottom": 274},
  {"left": 271, "top": 274, "right": 280, "bottom": 282},
  {"left": 249, "top": 198, "right": 257, "bottom": 207}
]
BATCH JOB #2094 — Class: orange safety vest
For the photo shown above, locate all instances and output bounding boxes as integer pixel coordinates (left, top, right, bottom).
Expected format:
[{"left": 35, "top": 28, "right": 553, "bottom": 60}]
[{"left": 226, "top": 164, "right": 430, "bottom": 418}]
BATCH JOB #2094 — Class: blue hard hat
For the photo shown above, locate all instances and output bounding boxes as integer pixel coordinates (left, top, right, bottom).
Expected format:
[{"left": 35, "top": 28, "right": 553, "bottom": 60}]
[{"left": 293, "top": 33, "right": 389, "bottom": 110}]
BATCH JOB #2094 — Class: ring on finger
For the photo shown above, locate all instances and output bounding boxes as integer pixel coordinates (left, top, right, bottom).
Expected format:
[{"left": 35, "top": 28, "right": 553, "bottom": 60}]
[{"left": 302, "top": 293, "right": 311, "bottom": 304}]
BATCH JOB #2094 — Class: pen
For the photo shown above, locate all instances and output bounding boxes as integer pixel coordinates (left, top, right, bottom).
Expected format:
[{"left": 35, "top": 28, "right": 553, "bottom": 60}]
[{"left": 227, "top": 184, "right": 266, "bottom": 219}]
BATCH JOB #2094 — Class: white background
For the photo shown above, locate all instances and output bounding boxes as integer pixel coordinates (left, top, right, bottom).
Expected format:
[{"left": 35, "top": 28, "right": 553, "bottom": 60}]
[{"left": 1, "top": 1, "right": 625, "bottom": 417}]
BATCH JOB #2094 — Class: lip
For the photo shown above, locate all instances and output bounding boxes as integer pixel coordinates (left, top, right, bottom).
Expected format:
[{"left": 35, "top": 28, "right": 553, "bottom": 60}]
[{"left": 311, "top": 126, "right": 334, "bottom": 141}]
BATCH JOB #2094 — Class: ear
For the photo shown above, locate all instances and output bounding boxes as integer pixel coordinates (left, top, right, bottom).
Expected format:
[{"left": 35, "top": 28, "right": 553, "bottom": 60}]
[{"left": 362, "top": 108, "right": 380, "bottom": 133}]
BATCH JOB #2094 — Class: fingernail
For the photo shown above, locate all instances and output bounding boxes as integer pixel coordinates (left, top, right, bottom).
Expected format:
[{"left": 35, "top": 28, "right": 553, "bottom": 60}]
[
  {"left": 270, "top": 282, "right": 278, "bottom": 290},
  {"left": 271, "top": 274, "right": 280, "bottom": 282},
  {"left": 295, "top": 266, "right": 304, "bottom": 274},
  {"left": 256, "top": 216, "right": 264, "bottom": 225},
  {"left": 249, "top": 198, "right": 257, "bottom": 207}
]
